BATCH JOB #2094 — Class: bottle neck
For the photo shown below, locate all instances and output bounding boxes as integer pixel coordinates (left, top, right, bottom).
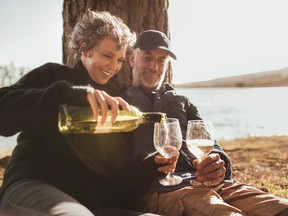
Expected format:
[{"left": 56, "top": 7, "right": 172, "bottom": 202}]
[{"left": 141, "top": 112, "right": 167, "bottom": 124}]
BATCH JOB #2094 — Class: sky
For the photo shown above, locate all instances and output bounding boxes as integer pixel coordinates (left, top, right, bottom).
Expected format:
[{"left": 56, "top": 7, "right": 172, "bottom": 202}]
[{"left": 1, "top": 0, "right": 288, "bottom": 84}]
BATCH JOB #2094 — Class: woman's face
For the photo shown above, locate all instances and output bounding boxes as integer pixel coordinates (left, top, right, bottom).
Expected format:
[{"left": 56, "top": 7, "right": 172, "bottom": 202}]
[{"left": 81, "top": 38, "right": 127, "bottom": 84}]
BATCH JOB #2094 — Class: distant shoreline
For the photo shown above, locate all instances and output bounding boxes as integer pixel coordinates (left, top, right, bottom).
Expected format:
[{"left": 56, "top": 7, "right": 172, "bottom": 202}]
[{"left": 175, "top": 67, "right": 288, "bottom": 88}]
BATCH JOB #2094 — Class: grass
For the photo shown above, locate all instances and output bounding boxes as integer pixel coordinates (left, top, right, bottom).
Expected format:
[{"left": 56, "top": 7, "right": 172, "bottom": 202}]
[{"left": 219, "top": 136, "right": 288, "bottom": 198}]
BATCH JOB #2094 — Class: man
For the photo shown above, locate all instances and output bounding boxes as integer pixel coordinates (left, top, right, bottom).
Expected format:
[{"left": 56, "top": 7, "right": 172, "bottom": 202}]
[{"left": 122, "top": 30, "right": 288, "bottom": 216}]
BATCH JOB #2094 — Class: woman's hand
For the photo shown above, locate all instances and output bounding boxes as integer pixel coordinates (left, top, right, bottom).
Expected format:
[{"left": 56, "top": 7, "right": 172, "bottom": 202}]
[
  {"left": 155, "top": 151, "right": 180, "bottom": 174},
  {"left": 87, "top": 89, "right": 131, "bottom": 124},
  {"left": 193, "top": 153, "right": 226, "bottom": 186}
]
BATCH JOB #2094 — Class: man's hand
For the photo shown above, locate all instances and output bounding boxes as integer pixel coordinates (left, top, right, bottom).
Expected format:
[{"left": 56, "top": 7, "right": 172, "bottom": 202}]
[
  {"left": 193, "top": 153, "right": 226, "bottom": 186},
  {"left": 87, "top": 89, "right": 131, "bottom": 124},
  {"left": 155, "top": 151, "right": 179, "bottom": 174}
]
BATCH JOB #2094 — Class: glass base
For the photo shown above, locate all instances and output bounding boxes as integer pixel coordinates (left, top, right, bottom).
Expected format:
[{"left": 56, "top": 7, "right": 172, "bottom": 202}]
[{"left": 159, "top": 175, "right": 182, "bottom": 186}]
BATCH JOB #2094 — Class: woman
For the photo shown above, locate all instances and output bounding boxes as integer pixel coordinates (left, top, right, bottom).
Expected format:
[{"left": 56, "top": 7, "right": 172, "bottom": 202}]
[{"left": 0, "top": 10, "right": 164, "bottom": 216}]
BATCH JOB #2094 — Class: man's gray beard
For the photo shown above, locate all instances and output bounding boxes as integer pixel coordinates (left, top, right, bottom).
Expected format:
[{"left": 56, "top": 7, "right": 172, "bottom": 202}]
[{"left": 140, "top": 79, "right": 163, "bottom": 91}]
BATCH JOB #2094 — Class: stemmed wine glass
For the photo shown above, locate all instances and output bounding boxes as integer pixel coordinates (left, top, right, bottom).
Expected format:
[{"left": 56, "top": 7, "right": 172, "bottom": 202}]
[
  {"left": 153, "top": 118, "right": 183, "bottom": 186},
  {"left": 185, "top": 119, "right": 215, "bottom": 186}
]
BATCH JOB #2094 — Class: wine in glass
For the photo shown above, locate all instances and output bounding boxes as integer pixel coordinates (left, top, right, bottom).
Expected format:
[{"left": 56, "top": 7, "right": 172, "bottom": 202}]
[
  {"left": 186, "top": 119, "right": 215, "bottom": 186},
  {"left": 154, "top": 118, "right": 183, "bottom": 186}
]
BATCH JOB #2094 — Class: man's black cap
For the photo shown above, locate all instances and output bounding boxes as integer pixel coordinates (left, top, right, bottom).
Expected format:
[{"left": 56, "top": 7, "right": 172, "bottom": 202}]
[{"left": 134, "top": 30, "right": 177, "bottom": 60}]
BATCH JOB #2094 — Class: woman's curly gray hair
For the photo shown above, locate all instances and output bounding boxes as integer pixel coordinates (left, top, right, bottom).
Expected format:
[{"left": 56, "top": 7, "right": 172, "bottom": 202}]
[{"left": 69, "top": 10, "right": 136, "bottom": 64}]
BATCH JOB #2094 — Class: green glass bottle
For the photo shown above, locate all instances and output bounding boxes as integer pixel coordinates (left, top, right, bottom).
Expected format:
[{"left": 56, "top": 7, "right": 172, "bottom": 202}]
[{"left": 58, "top": 104, "right": 166, "bottom": 134}]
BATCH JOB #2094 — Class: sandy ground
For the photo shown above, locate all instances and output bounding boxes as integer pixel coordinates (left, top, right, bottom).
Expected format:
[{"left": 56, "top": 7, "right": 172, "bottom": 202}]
[{"left": 219, "top": 136, "right": 288, "bottom": 198}]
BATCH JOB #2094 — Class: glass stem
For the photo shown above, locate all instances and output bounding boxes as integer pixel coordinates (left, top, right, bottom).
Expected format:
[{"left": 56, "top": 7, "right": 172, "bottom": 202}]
[
  {"left": 166, "top": 172, "right": 173, "bottom": 179},
  {"left": 167, "top": 168, "right": 175, "bottom": 179}
]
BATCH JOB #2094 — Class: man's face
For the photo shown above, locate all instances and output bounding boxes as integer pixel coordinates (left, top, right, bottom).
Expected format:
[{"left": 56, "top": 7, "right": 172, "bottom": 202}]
[{"left": 130, "top": 48, "right": 170, "bottom": 91}]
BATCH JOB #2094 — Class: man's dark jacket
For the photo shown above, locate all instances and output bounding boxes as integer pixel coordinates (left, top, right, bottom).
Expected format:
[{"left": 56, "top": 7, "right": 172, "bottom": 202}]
[{"left": 122, "top": 82, "right": 232, "bottom": 191}]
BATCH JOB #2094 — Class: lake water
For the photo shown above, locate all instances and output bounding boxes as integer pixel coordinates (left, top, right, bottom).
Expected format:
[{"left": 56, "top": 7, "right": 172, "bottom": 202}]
[
  {"left": 176, "top": 87, "right": 288, "bottom": 140},
  {"left": 1, "top": 87, "right": 288, "bottom": 152}
]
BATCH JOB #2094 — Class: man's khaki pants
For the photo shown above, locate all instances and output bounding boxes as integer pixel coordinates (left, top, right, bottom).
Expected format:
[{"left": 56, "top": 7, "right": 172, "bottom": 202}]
[{"left": 135, "top": 181, "right": 288, "bottom": 216}]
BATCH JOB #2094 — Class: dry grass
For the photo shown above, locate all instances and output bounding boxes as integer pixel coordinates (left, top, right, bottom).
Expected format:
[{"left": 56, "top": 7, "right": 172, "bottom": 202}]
[
  {"left": 0, "top": 136, "right": 287, "bottom": 198},
  {"left": 219, "top": 136, "right": 288, "bottom": 198}
]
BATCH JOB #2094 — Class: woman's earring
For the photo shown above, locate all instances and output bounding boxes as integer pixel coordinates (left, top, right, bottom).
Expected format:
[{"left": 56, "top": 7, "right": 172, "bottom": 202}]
[{"left": 86, "top": 52, "right": 91, "bottom": 57}]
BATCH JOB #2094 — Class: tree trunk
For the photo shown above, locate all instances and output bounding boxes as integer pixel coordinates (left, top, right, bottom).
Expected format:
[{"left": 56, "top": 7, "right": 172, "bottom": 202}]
[{"left": 62, "top": 0, "right": 173, "bottom": 86}]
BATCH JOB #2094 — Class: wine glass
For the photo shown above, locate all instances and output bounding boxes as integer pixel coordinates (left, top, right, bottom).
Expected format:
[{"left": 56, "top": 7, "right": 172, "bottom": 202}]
[
  {"left": 185, "top": 119, "right": 215, "bottom": 186},
  {"left": 153, "top": 118, "right": 183, "bottom": 186}
]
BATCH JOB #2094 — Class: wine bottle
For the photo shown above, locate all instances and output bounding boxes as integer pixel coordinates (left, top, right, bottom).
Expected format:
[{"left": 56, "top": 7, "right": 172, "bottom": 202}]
[{"left": 58, "top": 104, "right": 166, "bottom": 134}]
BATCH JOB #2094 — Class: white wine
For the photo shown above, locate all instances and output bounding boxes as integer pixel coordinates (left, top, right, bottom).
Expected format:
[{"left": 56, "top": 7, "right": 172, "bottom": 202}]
[
  {"left": 58, "top": 104, "right": 166, "bottom": 134},
  {"left": 186, "top": 139, "right": 214, "bottom": 159},
  {"left": 155, "top": 145, "right": 178, "bottom": 159}
]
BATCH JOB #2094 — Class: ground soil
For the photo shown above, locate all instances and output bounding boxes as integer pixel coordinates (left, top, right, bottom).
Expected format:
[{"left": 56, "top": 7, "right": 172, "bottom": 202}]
[
  {"left": 0, "top": 136, "right": 287, "bottom": 198},
  {"left": 219, "top": 136, "right": 288, "bottom": 198}
]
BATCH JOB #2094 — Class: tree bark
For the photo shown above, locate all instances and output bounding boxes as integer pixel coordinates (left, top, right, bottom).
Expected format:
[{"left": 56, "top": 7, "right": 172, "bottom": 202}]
[{"left": 62, "top": 0, "right": 172, "bottom": 86}]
